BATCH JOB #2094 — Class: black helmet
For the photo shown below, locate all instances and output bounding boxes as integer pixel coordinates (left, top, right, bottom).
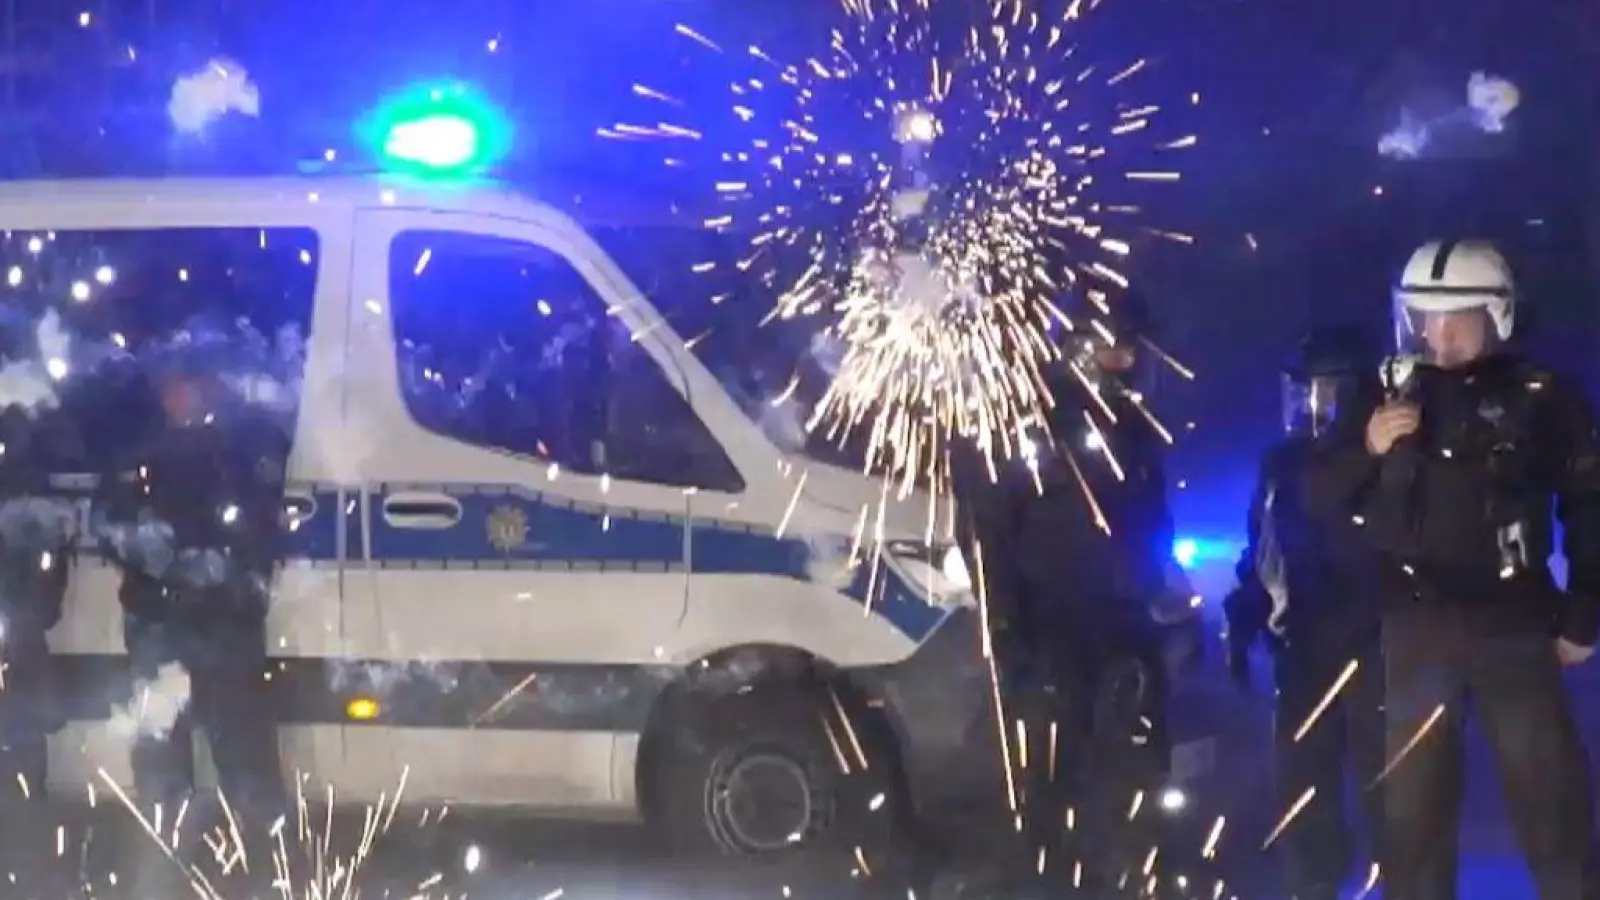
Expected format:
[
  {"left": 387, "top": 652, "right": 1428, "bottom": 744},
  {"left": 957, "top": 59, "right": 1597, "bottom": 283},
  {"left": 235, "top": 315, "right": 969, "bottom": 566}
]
[{"left": 1280, "top": 324, "right": 1380, "bottom": 438}]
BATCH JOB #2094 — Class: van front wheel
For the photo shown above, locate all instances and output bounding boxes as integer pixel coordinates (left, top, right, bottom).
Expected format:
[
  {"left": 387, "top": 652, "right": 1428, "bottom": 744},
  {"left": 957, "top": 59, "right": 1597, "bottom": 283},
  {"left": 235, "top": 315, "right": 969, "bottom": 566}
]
[{"left": 647, "top": 681, "right": 899, "bottom": 861}]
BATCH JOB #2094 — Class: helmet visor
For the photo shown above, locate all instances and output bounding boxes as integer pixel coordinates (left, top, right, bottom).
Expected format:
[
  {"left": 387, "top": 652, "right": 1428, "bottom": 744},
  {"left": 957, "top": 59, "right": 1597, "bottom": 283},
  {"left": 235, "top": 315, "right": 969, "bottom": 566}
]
[
  {"left": 1393, "top": 299, "right": 1503, "bottom": 368},
  {"left": 1281, "top": 373, "right": 1346, "bottom": 438}
]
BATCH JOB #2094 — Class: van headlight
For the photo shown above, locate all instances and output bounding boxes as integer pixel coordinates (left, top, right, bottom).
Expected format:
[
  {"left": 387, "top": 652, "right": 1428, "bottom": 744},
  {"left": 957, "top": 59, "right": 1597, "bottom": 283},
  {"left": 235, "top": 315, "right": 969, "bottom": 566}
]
[
  {"left": 940, "top": 546, "right": 971, "bottom": 590},
  {"left": 884, "top": 542, "right": 973, "bottom": 605}
]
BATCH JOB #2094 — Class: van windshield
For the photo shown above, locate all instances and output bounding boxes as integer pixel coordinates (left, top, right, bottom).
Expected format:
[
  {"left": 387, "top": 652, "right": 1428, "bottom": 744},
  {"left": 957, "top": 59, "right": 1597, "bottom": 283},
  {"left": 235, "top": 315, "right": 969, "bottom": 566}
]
[{"left": 587, "top": 225, "right": 874, "bottom": 474}]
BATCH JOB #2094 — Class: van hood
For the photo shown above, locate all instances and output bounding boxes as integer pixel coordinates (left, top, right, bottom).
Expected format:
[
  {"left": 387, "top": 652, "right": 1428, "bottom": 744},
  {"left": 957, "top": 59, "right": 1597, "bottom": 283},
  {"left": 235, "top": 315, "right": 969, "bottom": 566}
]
[{"left": 789, "top": 457, "right": 943, "bottom": 545}]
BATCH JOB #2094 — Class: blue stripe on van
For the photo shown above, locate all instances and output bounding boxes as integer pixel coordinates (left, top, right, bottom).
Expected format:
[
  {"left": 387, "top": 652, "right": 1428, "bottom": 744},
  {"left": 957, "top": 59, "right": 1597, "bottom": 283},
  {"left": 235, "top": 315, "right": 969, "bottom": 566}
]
[
  {"left": 288, "top": 484, "right": 946, "bottom": 641},
  {"left": 50, "top": 480, "right": 950, "bottom": 731}
]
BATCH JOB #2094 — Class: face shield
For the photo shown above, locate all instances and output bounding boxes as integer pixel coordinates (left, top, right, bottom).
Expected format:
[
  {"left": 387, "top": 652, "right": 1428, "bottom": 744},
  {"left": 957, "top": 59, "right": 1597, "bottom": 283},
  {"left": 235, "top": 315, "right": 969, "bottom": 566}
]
[
  {"left": 1392, "top": 291, "right": 1512, "bottom": 370},
  {"left": 1281, "top": 372, "right": 1349, "bottom": 438}
]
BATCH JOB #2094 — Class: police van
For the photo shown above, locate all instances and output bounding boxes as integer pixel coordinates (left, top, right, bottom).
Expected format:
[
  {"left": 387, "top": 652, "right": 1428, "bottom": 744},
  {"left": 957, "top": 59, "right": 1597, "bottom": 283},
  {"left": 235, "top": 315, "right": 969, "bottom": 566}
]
[{"left": 17, "top": 175, "right": 1215, "bottom": 858}]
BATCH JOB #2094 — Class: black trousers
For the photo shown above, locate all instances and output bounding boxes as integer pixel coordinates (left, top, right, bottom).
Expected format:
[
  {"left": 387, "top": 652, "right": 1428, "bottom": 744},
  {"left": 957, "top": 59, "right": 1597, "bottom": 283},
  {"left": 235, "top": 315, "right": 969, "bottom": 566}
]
[
  {"left": 1273, "top": 638, "right": 1383, "bottom": 895},
  {"left": 1382, "top": 607, "right": 1599, "bottom": 900},
  {"left": 0, "top": 623, "right": 54, "bottom": 883},
  {"left": 1012, "top": 643, "right": 1169, "bottom": 892},
  {"left": 123, "top": 610, "right": 286, "bottom": 834}
]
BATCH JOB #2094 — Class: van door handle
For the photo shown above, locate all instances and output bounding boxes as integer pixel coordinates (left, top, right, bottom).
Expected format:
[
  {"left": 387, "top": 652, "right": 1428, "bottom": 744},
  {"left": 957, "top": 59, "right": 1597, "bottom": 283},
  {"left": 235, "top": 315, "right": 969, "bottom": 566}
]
[
  {"left": 282, "top": 491, "right": 318, "bottom": 531},
  {"left": 382, "top": 493, "right": 462, "bottom": 528}
]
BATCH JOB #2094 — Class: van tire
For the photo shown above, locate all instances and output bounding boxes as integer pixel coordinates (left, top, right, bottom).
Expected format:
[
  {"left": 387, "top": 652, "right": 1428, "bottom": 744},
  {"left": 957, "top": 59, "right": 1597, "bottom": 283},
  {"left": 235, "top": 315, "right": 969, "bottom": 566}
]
[{"left": 647, "top": 679, "right": 901, "bottom": 863}]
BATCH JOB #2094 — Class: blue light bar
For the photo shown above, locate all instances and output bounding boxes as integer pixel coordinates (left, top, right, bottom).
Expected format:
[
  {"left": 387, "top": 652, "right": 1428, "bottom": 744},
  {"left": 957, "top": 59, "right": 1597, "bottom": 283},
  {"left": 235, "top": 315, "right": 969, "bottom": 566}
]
[{"left": 1173, "top": 536, "right": 1242, "bottom": 570}]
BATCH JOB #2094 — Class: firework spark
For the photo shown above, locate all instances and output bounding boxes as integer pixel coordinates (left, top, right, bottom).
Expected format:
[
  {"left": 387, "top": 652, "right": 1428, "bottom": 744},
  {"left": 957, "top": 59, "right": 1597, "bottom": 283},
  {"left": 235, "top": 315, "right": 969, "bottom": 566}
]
[
  {"left": 607, "top": 0, "right": 1196, "bottom": 490},
  {"left": 99, "top": 766, "right": 470, "bottom": 900}
]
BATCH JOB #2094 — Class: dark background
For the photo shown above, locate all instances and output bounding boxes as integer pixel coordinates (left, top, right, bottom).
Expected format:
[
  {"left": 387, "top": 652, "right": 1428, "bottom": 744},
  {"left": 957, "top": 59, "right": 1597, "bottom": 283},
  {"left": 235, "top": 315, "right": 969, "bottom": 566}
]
[{"left": 1, "top": 0, "right": 1593, "bottom": 541}]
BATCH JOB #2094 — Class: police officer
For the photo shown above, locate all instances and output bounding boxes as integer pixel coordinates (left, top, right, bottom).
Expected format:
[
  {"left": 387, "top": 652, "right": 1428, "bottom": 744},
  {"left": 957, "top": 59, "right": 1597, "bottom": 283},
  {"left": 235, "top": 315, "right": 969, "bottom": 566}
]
[
  {"left": 97, "top": 350, "right": 290, "bottom": 885},
  {"left": 1225, "top": 326, "right": 1385, "bottom": 900},
  {"left": 949, "top": 293, "right": 1195, "bottom": 893},
  {"left": 1316, "top": 240, "right": 1600, "bottom": 899},
  {"left": 0, "top": 401, "right": 75, "bottom": 887}
]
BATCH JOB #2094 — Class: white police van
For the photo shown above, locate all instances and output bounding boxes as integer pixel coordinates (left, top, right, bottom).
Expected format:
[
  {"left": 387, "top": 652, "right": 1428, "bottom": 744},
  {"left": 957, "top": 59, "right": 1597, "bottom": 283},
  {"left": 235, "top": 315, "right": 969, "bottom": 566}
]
[{"left": 17, "top": 175, "right": 1214, "bottom": 858}]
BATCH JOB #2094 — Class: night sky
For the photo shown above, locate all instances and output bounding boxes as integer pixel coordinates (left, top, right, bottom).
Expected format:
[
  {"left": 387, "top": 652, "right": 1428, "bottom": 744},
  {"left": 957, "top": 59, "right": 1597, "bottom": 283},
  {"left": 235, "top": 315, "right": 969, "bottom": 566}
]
[{"left": 0, "top": 0, "right": 1594, "bottom": 532}]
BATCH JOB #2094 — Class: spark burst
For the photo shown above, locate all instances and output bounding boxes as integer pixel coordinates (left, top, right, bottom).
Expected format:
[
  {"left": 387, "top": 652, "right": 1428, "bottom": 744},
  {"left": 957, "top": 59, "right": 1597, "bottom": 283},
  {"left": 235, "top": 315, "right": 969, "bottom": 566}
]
[
  {"left": 98, "top": 767, "right": 477, "bottom": 900},
  {"left": 607, "top": 0, "right": 1197, "bottom": 490}
]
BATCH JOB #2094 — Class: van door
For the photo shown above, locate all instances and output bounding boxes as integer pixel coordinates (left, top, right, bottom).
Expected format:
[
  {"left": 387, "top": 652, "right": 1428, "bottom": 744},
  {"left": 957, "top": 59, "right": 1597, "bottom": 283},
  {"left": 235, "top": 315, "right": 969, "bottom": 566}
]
[
  {"left": 0, "top": 207, "right": 353, "bottom": 795},
  {"left": 578, "top": 224, "right": 925, "bottom": 666},
  {"left": 344, "top": 207, "right": 716, "bottom": 808}
]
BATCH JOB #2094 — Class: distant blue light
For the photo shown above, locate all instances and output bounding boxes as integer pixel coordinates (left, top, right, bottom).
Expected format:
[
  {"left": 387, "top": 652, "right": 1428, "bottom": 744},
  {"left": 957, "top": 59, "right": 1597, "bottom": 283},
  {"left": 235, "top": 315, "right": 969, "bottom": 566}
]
[
  {"left": 1174, "top": 535, "right": 1243, "bottom": 570},
  {"left": 1173, "top": 538, "right": 1199, "bottom": 568},
  {"left": 384, "top": 114, "right": 480, "bottom": 170}
]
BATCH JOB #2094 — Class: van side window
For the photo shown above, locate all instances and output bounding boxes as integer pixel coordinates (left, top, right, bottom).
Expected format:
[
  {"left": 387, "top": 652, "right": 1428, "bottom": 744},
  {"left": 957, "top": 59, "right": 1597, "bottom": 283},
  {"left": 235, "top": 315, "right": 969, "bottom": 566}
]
[
  {"left": 387, "top": 230, "right": 745, "bottom": 493},
  {"left": 0, "top": 228, "right": 318, "bottom": 475}
]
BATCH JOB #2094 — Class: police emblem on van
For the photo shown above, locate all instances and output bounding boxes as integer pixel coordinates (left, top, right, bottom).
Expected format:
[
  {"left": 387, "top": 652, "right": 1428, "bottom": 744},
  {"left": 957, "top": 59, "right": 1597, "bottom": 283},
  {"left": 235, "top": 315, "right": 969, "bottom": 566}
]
[{"left": 487, "top": 505, "right": 529, "bottom": 553}]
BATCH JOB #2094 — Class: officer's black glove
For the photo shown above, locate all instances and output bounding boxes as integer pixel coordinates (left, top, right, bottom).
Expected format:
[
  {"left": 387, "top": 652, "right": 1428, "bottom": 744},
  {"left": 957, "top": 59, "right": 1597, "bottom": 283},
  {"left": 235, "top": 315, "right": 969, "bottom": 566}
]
[
  {"left": 1227, "top": 637, "right": 1252, "bottom": 691},
  {"left": 1222, "top": 585, "right": 1261, "bottom": 692}
]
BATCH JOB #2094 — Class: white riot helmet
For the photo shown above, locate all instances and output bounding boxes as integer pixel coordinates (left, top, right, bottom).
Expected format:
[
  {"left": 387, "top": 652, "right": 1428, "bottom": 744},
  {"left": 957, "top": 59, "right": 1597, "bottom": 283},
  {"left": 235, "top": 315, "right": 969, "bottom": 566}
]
[{"left": 1392, "top": 240, "right": 1516, "bottom": 365}]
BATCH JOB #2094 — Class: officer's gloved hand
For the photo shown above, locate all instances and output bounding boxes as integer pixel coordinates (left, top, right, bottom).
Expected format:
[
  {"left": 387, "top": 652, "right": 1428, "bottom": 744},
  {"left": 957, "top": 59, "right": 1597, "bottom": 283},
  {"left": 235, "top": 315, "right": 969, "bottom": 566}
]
[
  {"left": 1151, "top": 588, "right": 1205, "bottom": 676},
  {"left": 1557, "top": 637, "right": 1596, "bottom": 667},
  {"left": 1226, "top": 632, "right": 1252, "bottom": 691},
  {"left": 1222, "top": 588, "right": 1256, "bottom": 691}
]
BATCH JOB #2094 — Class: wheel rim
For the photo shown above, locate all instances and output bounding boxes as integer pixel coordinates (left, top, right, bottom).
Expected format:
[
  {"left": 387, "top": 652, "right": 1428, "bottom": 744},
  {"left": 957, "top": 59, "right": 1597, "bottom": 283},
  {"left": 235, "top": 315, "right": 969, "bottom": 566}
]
[{"left": 707, "top": 749, "right": 827, "bottom": 854}]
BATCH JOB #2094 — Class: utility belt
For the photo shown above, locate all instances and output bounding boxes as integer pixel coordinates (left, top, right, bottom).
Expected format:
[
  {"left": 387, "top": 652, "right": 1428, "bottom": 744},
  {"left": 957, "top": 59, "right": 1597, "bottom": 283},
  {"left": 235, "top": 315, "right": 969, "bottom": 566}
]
[
  {"left": 1380, "top": 555, "right": 1560, "bottom": 624},
  {"left": 1273, "top": 570, "right": 1382, "bottom": 644},
  {"left": 1408, "top": 511, "right": 1539, "bottom": 589},
  {"left": 1269, "top": 618, "right": 1382, "bottom": 677},
  {"left": 105, "top": 531, "right": 268, "bottom": 589}
]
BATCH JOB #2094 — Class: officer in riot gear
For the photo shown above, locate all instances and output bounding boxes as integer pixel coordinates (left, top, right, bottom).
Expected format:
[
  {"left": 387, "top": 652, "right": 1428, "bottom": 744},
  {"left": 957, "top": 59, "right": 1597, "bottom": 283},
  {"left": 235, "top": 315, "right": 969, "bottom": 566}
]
[
  {"left": 1225, "top": 326, "right": 1385, "bottom": 900},
  {"left": 948, "top": 291, "right": 1196, "bottom": 893},
  {"left": 1311, "top": 239, "right": 1600, "bottom": 899},
  {"left": 96, "top": 350, "right": 290, "bottom": 887},
  {"left": 0, "top": 400, "right": 75, "bottom": 886}
]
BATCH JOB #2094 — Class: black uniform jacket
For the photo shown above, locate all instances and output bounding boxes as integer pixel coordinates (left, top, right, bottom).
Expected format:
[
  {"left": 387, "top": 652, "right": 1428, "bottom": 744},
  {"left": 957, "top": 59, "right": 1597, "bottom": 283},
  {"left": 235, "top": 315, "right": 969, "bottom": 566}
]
[
  {"left": 1304, "top": 354, "right": 1600, "bottom": 645},
  {"left": 1228, "top": 436, "right": 1382, "bottom": 658},
  {"left": 95, "top": 394, "right": 288, "bottom": 623},
  {"left": 0, "top": 404, "right": 77, "bottom": 631},
  {"left": 951, "top": 372, "right": 1174, "bottom": 665}
]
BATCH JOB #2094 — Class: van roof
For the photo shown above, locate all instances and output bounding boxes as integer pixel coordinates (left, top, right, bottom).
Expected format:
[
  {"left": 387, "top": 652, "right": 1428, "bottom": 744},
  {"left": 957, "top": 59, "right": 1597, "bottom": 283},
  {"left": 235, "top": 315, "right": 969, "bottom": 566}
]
[{"left": 0, "top": 174, "right": 700, "bottom": 229}]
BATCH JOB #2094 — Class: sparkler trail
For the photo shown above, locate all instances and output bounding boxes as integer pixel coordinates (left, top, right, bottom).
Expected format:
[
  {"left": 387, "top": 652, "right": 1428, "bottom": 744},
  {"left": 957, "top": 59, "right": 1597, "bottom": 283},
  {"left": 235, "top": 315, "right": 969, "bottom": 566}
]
[
  {"left": 607, "top": 0, "right": 1198, "bottom": 490},
  {"left": 97, "top": 766, "right": 486, "bottom": 900}
]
